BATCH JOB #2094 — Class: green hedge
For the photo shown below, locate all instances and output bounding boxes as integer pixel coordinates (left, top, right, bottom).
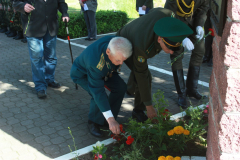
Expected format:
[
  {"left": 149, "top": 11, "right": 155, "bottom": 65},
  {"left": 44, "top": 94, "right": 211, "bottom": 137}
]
[{"left": 58, "top": 10, "right": 128, "bottom": 39}]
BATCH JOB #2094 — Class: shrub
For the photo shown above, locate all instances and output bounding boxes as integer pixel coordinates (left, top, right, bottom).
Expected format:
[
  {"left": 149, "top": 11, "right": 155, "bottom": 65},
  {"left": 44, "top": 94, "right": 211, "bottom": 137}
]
[{"left": 58, "top": 10, "right": 128, "bottom": 39}]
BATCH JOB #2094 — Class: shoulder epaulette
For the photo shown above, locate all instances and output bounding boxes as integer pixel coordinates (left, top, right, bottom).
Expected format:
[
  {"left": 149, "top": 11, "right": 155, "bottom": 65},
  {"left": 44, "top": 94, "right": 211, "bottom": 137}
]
[{"left": 96, "top": 53, "right": 105, "bottom": 71}]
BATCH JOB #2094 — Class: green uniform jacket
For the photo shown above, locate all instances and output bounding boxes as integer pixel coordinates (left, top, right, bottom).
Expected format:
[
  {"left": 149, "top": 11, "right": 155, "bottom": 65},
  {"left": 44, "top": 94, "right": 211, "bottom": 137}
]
[
  {"left": 70, "top": 35, "right": 119, "bottom": 113},
  {"left": 116, "top": 8, "right": 174, "bottom": 105},
  {"left": 136, "top": 0, "right": 153, "bottom": 9},
  {"left": 164, "top": 0, "right": 209, "bottom": 30}
]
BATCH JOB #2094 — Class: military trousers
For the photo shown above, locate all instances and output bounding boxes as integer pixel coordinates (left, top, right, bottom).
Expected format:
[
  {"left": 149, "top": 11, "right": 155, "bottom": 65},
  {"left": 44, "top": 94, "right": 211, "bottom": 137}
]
[
  {"left": 76, "top": 72, "right": 126, "bottom": 125},
  {"left": 126, "top": 70, "right": 152, "bottom": 111},
  {"left": 170, "top": 33, "right": 205, "bottom": 71}
]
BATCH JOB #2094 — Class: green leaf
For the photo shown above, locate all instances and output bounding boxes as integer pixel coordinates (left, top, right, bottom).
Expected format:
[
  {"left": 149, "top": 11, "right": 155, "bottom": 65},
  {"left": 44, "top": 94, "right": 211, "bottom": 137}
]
[{"left": 120, "top": 143, "right": 124, "bottom": 150}]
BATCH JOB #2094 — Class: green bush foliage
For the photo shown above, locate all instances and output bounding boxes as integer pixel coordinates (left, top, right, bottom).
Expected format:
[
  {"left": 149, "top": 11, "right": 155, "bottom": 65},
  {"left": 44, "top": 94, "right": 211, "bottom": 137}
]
[{"left": 58, "top": 10, "right": 128, "bottom": 39}]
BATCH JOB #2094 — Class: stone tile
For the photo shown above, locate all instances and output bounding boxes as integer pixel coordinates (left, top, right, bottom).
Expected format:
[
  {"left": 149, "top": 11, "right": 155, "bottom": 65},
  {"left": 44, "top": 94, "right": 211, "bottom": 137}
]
[{"left": 0, "top": 34, "right": 211, "bottom": 159}]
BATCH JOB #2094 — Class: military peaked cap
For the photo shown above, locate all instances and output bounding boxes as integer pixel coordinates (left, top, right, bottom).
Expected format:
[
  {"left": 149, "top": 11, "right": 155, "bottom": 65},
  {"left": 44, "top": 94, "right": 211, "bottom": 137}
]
[{"left": 154, "top": 17, "right": 193, "bottom": 43}]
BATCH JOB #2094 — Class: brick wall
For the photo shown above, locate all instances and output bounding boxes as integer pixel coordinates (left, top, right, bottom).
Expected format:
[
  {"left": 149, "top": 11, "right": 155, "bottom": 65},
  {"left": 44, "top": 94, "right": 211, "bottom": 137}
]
[{"left": 206, "top": 0, "right": 240, "bottom": 159}]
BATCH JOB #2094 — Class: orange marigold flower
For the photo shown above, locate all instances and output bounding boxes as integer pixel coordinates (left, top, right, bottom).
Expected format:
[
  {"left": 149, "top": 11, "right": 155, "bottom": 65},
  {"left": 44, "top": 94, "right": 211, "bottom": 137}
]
[
  {"left": 174, "top": 156, "right": 181, "bottom": 160},
  {"left": 167, "top": 130, "right": 174, "bottom": 136},
  {"left": 158, "top": 156, "right": 166, "bottom": 160},
  {"left": 173, "top": 126, "right": 184, "bottom": 135},
  {"left": 166, "top": 155, "right": 174, "bottom": 160},
  {"left": 183, "top": 130, "right": 190, "bottom": 135}
]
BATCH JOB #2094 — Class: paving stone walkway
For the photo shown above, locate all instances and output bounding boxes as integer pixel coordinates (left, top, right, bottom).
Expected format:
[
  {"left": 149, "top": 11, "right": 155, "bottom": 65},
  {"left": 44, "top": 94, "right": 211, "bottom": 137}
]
[{"left": 0, "top": 33, "right": 211, "bottom": 159}]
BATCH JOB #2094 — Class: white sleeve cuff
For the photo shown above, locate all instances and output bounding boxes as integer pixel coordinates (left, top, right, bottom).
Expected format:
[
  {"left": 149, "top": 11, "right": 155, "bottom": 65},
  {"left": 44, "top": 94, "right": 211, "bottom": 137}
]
[{"left": 102, "top": 110, "right": 114, "bottom": 120}]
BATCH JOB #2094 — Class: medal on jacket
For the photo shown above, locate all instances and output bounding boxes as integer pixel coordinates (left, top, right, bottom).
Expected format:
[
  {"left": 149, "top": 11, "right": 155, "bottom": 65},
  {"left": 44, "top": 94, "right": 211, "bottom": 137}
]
[
  {"left": 104, "top": 72, "right": 109, "bottom": 81},
  {"left": 118, "top": 65, "right": 122, "bottom": 72}
]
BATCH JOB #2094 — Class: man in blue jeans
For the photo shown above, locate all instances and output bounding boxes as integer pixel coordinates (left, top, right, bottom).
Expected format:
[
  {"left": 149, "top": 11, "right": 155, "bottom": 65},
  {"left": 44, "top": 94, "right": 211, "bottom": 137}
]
[{"left": 13, "top": 0, "right": 69, "bottom": 99}]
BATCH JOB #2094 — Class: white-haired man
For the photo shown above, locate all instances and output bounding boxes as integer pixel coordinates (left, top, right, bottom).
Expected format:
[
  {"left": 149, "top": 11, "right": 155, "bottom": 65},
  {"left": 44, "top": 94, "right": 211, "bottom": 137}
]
[{"left": 70, "top": 36, "right": 132, "bottom": 137}]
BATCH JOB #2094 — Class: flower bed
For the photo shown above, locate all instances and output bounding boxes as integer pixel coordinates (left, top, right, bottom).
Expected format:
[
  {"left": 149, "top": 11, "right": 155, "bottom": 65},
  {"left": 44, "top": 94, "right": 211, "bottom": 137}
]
[{"left": 69, "top": 90, "right": 209, "bottom": 160}]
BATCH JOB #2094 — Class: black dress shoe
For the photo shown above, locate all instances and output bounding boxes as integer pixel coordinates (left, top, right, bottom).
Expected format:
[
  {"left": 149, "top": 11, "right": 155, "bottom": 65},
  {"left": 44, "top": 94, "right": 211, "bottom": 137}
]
[
  {"left": 5, "top": 30, "right": 11, "bottom": 35},
  {"left": 88, "top": 38, "right": 96, "bottom": 41},
  {"left": 87, "top": 121, "right": 103, "bottom": 137},
  {"left": 0, "top": 28, "right": 8, "bottom": 33},
  {"left": 21, "top": 38, "right": 27, "bottom": 43},
  {"left": 186, "top": 89, "right": 208, "bottom": 100},
  {"left": 126, "top": 91, "right": 134, "bottom": 97},
  {"left": 7, "top": 32, "right": 17, "bottom": 37},
  {"left": 14, "top": 33, "right": 23, "bottom": 40},
  {"left": 37, "top": 90, "right": 47, "bottom": 99},
  {"left": 132, "top": 109, "right": 148, "bottom": 123},
  {"left": 178, "top": 95, "right": 187, "bottom": 109},
  {"left": 48, "top": 81, "right": 61, "bottom": 88},
  {"left": 85, "top": 38, "right": 90, "bottom": 40}
]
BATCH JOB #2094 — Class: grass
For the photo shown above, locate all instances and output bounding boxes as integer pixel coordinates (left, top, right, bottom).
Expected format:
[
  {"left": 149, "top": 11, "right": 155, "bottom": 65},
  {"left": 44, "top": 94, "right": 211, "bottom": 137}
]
[{"left": 65, "top": 0, "right": 166, "bottom": 19}]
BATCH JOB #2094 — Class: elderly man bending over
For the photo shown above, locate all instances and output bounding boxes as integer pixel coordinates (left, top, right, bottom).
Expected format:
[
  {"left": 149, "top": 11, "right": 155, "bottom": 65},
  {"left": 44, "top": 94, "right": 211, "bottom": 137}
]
[{"left": 70, "top": 36, "right": 132, "bottom": 137}]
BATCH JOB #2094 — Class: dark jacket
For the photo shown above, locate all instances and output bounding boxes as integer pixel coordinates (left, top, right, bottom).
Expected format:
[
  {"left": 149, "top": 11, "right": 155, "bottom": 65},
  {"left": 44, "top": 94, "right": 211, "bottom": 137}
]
[
  {"left": 13, "top": 0, "right": 69, "bottom": 37},
  {"left": 116, "top": 8, "right": 174, "bottom": 105},
  {"left": 136, "top": 0, "right": 153, "bottom": 9}
]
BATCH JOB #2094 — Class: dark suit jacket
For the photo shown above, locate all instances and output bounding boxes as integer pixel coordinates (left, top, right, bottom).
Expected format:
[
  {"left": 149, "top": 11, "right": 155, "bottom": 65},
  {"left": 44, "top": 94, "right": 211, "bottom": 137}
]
[{"left": 13, "top": 0, "right": 69, "bottom": 37}]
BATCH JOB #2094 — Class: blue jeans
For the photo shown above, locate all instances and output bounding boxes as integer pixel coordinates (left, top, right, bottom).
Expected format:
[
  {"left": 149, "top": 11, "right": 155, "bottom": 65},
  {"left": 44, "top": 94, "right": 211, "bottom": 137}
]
[{"left": 26, "top": 31, "right": 57, "bottom": 92}]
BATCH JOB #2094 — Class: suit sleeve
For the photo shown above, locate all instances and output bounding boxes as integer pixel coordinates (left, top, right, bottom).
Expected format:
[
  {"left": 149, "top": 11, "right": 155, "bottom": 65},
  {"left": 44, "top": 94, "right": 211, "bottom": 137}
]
[
  {"left": 193, "top": 0, "right": 209, "bottom": 28},
  {"left": 58, "top": 0, "right": 69, "bottom": 17},
  {"left": 133, "top": 47, "right": 152, "bottom": 106},
  {"left": 87, "top": 66, "right": 111, "bottom": 112},
  {"left": 13, "top": 0, "right": 27, "bottom": 14},
  {"left": 144, "top": 0, "right": 153, "bottom": 8}
]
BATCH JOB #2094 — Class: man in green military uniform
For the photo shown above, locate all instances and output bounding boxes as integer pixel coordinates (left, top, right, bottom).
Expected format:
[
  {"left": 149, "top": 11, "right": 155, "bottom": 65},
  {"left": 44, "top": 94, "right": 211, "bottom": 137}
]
[
  {"left": 164, "top": 0, "right": 209, "bottom": 108},
  {"left": 136, "top": 0, "right": 153, "bottom": 16},
  {"left": 0, "top": 0, "right": 9, "bottom": 33},
  {"left": 12, "top": 10, "right": 23, "bottom": 40},
  {"left": 0, "top": 0, "right": 8, "bottom": 32},
  {"left": 116, "top": 8, "right": 193, "bottom": 122},
  {"left": 70, "top": 36, "right": 132, "bottom": 137},
  {"left": 6, "top": 0, "right": 17, "bottom": 37}
]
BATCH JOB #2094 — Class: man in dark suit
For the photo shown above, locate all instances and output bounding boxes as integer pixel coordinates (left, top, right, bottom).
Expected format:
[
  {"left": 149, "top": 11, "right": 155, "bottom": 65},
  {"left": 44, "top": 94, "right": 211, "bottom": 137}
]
[
  {"left": 70, "top": 36, "right": 132, "bottom": 137},
  {"left": 13, "top": 0, "right": 69, "bottom": 99}
]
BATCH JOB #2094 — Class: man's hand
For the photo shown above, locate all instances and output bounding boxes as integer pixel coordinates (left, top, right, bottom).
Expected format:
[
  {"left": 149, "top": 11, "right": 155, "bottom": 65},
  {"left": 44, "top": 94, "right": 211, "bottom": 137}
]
[
  {"left": 24, "top": 3, "right": 35, "bottom": 13},
  {"left": 107, "top": 117, "right": 120, "bottom": 135},
  {"left": 79, "top": 0, "right": 84, "bottom": 7},
  {"left": 182, "top": 38, "right": 194, "bottom": 51},
  {"left": 62, "top": 17, "right": 70, "bottom": 22},
  {"left": 142, "top": 5, "right": 146, "bottom": 11},
  {"left": 196, "top": 26, "right": 204, "bottom": 40},
  {"left": 146, "top": 105, "right": 158, "bottom": 123}
]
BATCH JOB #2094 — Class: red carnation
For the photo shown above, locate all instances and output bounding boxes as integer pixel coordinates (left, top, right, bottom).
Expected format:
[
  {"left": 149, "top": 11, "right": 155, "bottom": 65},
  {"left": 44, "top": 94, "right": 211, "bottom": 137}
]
[
  {"left": 119, "top": 124, "right": 123, "bottom": 132},
  {"left": 126, "top": 136, "right": 134, "bottom": 145},
  {"left": 165, "top": 109, "right": 169, "bottom": 112},
  {"left": 10, "top": 20, "right": 13, "bottom": 23},
  {"left": 208, "top": 28, "right": 214, "bottom": 36}
]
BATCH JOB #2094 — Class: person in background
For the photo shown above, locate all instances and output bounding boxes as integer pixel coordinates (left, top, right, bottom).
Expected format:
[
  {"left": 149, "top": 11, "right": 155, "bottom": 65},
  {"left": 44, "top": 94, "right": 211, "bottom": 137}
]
[
  {"left": 79, "top": 0, "right": 97, "bottom": 41},
  {"left": 164, "top": 0, "right": 209, "bottom": 108},
  {"left": 70, "top": 36, "right": 132, "bottom": 137},
  {"left": 0, "top": 0, "right": 8, "bottom": 33},
  {"left": 13, "top": 0, "right": 69, "bottom": 99},
  {"left": 202, "top": 9, "right": 213, "bottom": 67},
  {"left": 136, "top": 0, "right": 153, "bottom": 16}
]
